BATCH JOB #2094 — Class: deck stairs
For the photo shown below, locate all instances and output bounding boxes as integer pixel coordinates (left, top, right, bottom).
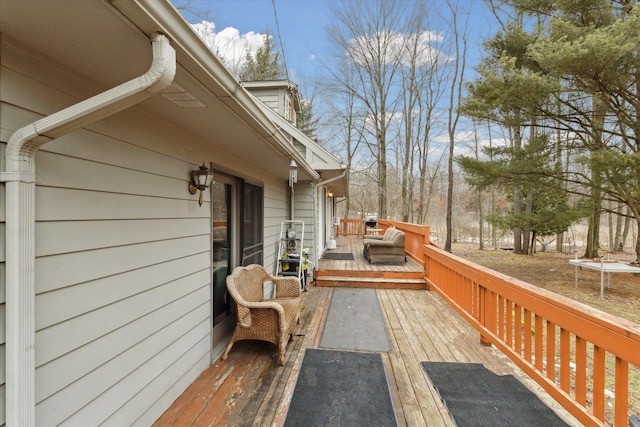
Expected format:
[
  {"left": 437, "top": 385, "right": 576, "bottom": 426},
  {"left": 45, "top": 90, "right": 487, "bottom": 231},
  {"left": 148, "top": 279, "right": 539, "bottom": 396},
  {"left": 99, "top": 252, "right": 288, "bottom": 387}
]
[{"left": 314, "top": 264, "right": 427, "bottom": 290}]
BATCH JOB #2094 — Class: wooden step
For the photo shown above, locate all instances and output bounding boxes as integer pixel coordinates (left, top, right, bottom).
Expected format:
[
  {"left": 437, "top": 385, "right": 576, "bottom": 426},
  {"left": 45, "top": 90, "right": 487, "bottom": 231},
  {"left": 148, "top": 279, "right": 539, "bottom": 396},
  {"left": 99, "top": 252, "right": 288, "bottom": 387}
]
[
  {"left": 317, "top": 269, "right": 424, "bottom": 280},
  {"left": 314, "top": 276, "right": 427, "bottom": 290}
]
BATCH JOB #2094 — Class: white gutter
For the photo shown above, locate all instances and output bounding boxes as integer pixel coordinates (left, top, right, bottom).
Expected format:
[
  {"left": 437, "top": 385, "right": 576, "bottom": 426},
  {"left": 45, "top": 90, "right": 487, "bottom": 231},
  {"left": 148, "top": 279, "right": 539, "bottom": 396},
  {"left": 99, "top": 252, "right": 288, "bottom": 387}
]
[
  {"left": 312, "top": 167, "right": 348, "bottom": 191},
  {"left": 0, "top": 33, "right": 175, "bottom": 427}
]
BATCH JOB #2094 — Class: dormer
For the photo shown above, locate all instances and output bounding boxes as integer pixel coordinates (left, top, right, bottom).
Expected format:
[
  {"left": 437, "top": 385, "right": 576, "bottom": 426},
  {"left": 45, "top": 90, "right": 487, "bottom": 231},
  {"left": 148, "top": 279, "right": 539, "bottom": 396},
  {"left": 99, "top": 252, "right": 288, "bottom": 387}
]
[{"left": 241, "top": 80, "right": 301, "bottom": 124}]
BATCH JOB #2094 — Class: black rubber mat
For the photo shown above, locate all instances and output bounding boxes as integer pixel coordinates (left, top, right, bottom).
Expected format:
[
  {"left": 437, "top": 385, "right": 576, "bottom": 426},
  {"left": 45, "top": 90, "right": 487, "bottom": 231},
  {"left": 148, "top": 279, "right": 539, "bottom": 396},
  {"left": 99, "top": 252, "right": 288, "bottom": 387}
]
[
  {"left": 421, "top": 362, "right": 568, "bottom": 426},
  {"left": 321, "top": 252, "right": 355, "bottom": 260},
  {"left": 285, "top": 349, "right": 396, "bottom": 426}
]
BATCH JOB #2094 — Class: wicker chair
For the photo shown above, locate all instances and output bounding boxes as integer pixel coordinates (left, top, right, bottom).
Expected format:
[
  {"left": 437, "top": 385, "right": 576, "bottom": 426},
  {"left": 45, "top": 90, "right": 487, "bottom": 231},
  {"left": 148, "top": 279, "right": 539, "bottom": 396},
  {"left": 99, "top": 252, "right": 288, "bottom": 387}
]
[{"left": 223, "top": 264, "right": 302, "bottom": 365}]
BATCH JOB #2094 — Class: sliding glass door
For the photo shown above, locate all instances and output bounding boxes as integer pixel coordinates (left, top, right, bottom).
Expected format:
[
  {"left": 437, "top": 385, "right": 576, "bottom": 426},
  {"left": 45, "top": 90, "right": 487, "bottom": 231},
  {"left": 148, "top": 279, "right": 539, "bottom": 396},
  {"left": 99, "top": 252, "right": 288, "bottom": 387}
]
[
  {"left": 241, "top": 182, "right": 263, "bottom": 266},
  {"left": 211, "top": 176, "right": 264, "bottom": 352}
]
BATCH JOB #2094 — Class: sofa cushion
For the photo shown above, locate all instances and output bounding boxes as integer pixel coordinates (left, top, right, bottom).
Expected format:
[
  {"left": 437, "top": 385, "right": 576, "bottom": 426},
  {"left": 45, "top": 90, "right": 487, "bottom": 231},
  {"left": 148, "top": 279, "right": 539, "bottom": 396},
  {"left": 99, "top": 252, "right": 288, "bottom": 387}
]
[{"left": 364, "top": 229, "right": 406, "bottom": 263}]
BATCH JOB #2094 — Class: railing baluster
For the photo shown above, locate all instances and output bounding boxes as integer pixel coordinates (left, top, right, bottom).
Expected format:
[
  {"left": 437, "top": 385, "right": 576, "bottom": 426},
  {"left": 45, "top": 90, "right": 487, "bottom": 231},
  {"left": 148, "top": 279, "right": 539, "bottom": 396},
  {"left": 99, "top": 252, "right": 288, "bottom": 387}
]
[
  {"left": 560, "top": 328, "right": 571, "bottom": 393},
  {"left": 487, "top": 289, "right": 497, "bottom": 338},
  {"left": 546, "top": 321, "right": 556, "bottom": 383},
  {"left": 575, "top": 336, "right": 587, "bottom": 405},
  {"left": 524, "top": 308, "right": 532, "bottom": 362},
  {"left": 535, "top": 314, "right": 543, "bottom": 371},
  {"left": 593, "top": 346, "right": 606, "bottom": 422},
  {"left": 615, "top": 357, "right": 628, "bottom": 427},
  {"left": 498, "top": 295, "right": 505, "bottom": 341},
  {"left": 514, "top": 304, "right": 523, "bottom": 355},
  {"left": 506, "top": 300, "right": 513, "bottom": 349}
]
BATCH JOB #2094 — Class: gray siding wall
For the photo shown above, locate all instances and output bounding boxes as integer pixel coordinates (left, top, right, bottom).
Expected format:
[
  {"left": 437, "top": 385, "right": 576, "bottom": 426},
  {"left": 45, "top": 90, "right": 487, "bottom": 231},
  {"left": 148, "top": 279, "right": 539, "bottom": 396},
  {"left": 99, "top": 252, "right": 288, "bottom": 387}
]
[
  {"left": 1, "top": 40, "right": 287, "bottom": 426},
  {"left": 293, "top": 181, "right": 316, "bottom": 271}
]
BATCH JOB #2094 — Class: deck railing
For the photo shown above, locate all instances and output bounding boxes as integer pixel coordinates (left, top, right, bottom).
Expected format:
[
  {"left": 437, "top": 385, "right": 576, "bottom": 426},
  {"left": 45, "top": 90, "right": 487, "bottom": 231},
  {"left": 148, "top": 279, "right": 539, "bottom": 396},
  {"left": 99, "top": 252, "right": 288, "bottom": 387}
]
[
  {"left": 335, "top": 218, "right": 365, "bottom": 236},
  {"left": 424, "top": 243, "right": 640, "bottom": 427},
  {"left": 375, "top": 219, "right": 430, "bottom": 264},
  {"left": 335, "top": 218, "right": 639, "bottom": 424},
  {"left": 335, "top": 218, "right": 431, "bottom": 260}
]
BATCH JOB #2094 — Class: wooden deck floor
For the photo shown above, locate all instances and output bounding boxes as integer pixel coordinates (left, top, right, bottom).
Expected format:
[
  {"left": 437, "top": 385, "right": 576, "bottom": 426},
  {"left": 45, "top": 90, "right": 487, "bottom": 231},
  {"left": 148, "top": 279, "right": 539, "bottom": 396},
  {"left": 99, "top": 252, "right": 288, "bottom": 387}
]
[
  {"left": 316, "top": 236, "right": 427, "bottom": 289},
  {"left": 153, "top": 285, "right": 579, "bottom": 426}
]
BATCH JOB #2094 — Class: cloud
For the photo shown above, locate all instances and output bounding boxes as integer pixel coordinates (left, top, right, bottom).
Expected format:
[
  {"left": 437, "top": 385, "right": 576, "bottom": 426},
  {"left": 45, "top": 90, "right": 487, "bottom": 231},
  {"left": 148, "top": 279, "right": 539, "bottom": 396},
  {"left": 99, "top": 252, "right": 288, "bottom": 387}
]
[
  {"left": 347, "top": 30, "right": 451, "bottom": 67},
  {"left": 191, "top": 20, "right": 268, "bottom": 75},
  {"left": 307, "top": 54, "right": 316, "bottom": 61}
]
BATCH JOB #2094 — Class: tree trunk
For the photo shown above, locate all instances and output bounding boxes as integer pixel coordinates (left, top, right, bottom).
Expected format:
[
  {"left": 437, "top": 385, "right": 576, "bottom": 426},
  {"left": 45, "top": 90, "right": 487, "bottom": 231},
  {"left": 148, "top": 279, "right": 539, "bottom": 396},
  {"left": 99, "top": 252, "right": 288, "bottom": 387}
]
[
  {"left": 635, "top": 219, "right": 640, "bottom": 263},
  {"left": 584, "top": 95, "right": 605, "bottom": 258},
  {"left": 614, "top": 204, "right": 624, "bottom": 251},
  {"left": 378, "top": 133, "right": 387, "bottom": 219},
  {"left": 622, "top": 207, "right": 632, "bottom": 248},
  {"left": 608, "top": 201, "right": 614, "bottom": 252},
  {"left": 583, "top": 201, "right": 601, "bottom": 258},
  {"left": 488, "top": 120, "right": 497, "bottom": 250},
  {"left": 478, "top": 191, "right": 484, "bottom": 250},
  {"left": 556, "top": 232, "right": 564, "bottom": 253},
  {"left": 512, "top": 125, "right": 523, "bottom": 253},
  {"left": 522, "top": 188, "right": 533, "bottom": 255},
  {"left": 445, "top": 142, "right": 454, "bottom": 252}
]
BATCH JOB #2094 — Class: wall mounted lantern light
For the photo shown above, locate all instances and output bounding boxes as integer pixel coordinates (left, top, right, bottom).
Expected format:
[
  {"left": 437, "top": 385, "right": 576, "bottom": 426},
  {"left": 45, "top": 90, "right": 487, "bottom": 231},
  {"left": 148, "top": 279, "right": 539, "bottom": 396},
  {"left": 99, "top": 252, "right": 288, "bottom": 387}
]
[
  {"left": 288, "top": 160, "right": 298, "bottom": 188},
  {"left": 189, "top": 163, "right": 214, "bottom": 206}
]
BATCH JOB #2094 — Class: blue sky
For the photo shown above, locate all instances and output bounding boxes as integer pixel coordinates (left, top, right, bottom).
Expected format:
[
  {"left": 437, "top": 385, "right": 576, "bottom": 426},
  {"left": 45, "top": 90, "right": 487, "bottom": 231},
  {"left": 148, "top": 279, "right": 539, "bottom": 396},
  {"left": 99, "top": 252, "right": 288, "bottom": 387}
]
[
  {"left": 178, "top": 0, "right": 497, "bottom": 89},
  {"left": 178, "top": 0, "right": 336, "bottom": 84},
  {"left": 176, "top": 0, "right": 505, "bottom": 156}
]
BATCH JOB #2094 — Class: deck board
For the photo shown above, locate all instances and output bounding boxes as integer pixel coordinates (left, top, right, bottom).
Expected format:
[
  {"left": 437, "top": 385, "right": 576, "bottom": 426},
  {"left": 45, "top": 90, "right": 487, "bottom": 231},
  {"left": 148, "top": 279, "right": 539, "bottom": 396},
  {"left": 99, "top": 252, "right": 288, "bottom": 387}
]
[
  {"left": 154, "top": 277, "right": 579, "bottom": 426},
  {"left": 316, "top": 236, "right": 426, "bottom": 289},
  {"left": 318, "top": 236, "right": 424, "bottom": 273}
]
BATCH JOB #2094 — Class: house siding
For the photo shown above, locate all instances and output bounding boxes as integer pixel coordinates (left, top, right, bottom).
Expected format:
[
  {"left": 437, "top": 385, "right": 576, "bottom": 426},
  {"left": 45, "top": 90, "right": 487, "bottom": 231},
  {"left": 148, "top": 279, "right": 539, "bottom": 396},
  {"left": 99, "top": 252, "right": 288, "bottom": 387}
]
[
  {"left": 292, "top": 181, "right": 317, "bottom": 269},
  {"left": 1, "top": 39, "right": 288, "bottom": 426},
  {"left": 264, "top": 181, "right": 288, "bottom": 273}
]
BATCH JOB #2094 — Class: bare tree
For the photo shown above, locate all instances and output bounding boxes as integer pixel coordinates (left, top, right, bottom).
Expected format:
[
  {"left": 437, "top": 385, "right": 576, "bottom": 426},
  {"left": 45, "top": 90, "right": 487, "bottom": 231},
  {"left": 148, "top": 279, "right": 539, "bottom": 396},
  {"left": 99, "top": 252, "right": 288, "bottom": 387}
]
[
  {"left": 397, "top": 3, "right": 449, "bottom": 223},
  {"left": 320, "top": 59, "right": 367, "bottom": 218},
  {"left": 327, "top": 0, "right": 408, "bottom": 219},
  {"left": 443, "top": 0, "right": 470, "bottom": 252}
]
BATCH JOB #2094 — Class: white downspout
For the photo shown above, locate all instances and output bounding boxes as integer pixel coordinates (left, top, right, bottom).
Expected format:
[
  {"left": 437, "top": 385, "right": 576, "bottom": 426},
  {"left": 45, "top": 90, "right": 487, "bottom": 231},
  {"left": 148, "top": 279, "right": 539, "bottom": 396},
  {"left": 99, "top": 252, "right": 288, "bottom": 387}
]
[{"left": 0, "top": 33, "right": 175, "bottom": 427}]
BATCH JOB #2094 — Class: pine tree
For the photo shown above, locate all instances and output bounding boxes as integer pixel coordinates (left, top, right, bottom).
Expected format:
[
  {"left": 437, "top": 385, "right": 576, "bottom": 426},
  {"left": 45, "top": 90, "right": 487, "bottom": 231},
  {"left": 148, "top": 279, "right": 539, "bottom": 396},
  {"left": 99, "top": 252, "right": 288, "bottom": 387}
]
[
  {"left": 239, "top": 35, "right": 284, "bottom": 81},
  {"left": 296, "top": 97, "right": 318, "bottom": 138}
]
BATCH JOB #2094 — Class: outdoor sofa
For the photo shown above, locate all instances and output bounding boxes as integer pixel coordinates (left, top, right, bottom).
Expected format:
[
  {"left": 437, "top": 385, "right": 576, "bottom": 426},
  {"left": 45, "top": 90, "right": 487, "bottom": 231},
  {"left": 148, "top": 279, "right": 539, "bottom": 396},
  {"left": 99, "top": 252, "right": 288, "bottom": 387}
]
[{"left": 363, "top": 227, "right": 407, "bottom": 264}]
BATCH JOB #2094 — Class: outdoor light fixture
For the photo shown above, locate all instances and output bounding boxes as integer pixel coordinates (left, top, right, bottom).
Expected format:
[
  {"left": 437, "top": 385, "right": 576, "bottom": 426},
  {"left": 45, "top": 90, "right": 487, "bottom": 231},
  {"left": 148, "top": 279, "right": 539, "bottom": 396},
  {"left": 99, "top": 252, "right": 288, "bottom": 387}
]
[
  {"left": 189, "top": 163, "right": 214, "bottom": 206},
  {"left": 328, "top": 190, "right": 333, "bottom": 198},
  {"left": 289, "top": 160, "right": 298, "bottom": 187}
]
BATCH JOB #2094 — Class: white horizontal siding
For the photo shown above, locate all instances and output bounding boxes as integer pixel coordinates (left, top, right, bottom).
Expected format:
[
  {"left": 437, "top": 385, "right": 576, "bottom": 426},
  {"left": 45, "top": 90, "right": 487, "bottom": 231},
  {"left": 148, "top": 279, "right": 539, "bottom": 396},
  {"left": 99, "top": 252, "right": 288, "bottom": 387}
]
[
  {"left": 36, "top": 218, "right": 208, "bottom": 257},
  {"left": 35, "top": 187, "right": 205, "bottom": 222},
  {"left": 2, "top": 35, "right": 294, "bottom": 427},
  {"left": 264, "top": 176, "right": 288, "bottom": 273},
  {"left": 2, "top": 45, "right": 215, "bottom": 426},
  {"left": 111, "top": 336, "right": 211, "bottom": 427},
  {"left": 130, "top": 351, "right": 210, "bottom": 427},
  {"left": 37, "top": 303, "right": 211, "bottom": 425},
  {"left": 36, "top": 252, "right": 209, "bottom": 330},
  {"left": 35, "top": 283, "right": 210, "bottom": 403},
  {"left": 294, "top": 183, "right": 316, "bottom": 262},
  {"left": 35, "top": 234, "right": 209, "bottom": 294}
]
